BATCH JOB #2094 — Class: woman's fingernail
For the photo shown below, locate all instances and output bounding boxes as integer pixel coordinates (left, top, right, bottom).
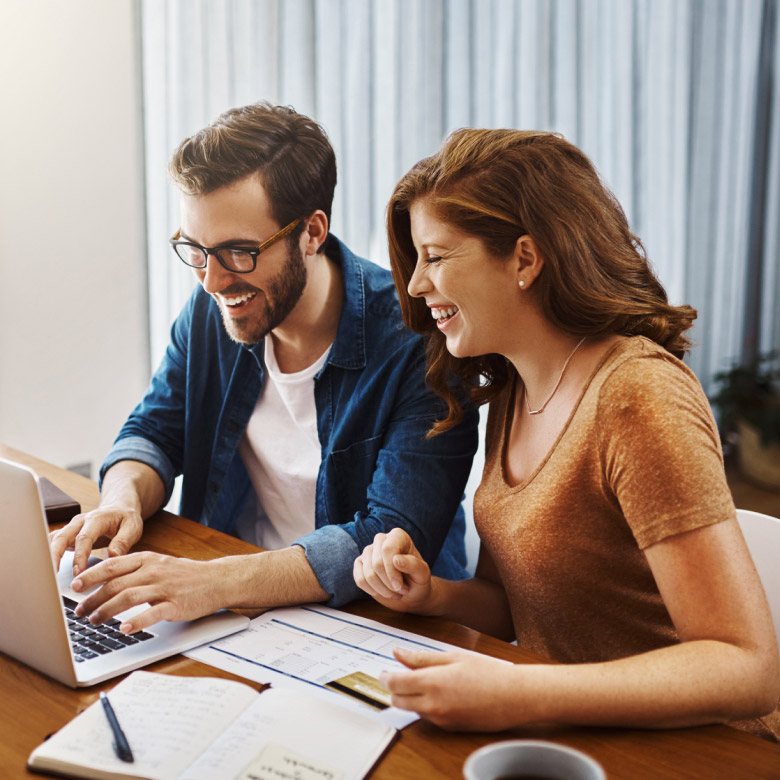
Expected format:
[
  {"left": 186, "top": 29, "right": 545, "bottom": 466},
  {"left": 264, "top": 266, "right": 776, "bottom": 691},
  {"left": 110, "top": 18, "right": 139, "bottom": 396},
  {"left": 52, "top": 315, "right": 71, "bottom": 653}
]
[
  {"left": 71, "top": 578, "right": 82, "bottom": 591},
  {"left": 120, "top": 623, "right": 132, "bottom": 634}
]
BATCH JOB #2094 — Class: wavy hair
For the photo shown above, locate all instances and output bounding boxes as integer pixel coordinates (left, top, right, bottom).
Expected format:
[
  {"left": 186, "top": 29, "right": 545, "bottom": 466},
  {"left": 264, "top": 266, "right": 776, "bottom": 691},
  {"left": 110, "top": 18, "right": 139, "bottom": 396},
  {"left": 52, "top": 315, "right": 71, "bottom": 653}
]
[{"left": 387, "top": 129, "right": 697, "bottom": 436}]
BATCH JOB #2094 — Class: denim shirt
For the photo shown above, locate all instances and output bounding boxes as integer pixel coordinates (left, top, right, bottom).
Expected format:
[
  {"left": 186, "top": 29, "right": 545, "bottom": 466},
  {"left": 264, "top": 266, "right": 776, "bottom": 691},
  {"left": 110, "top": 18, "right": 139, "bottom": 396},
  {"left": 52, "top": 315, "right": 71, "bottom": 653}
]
[{"left": 101, "top": 235, "right": 478, "bottom": 606}]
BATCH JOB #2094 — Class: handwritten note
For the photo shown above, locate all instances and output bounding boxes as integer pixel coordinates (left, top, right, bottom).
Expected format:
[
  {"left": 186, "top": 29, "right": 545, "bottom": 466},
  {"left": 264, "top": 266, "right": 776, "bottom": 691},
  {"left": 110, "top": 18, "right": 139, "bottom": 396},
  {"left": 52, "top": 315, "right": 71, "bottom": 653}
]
[{"left": 239, "top": 742, "right": 343, "bottom": 780}]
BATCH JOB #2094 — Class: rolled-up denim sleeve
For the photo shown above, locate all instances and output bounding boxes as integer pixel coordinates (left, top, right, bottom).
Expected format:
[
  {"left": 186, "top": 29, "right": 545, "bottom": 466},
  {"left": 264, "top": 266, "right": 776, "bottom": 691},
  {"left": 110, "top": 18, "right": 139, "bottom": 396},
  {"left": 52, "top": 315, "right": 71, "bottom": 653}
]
[
  {"left": 99, "top": 435, "right": 177, "bottom": 505},
  {"left": 294, "top": 525, "right": 361, "bottom": 604}
]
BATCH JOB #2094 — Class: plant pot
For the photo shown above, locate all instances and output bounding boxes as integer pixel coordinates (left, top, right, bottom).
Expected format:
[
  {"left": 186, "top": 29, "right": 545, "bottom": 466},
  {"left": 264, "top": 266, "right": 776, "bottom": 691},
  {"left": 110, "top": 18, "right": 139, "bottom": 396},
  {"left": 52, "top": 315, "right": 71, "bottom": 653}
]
[{"left": 737, "top": 418, "right": 780, "bottom": 491}]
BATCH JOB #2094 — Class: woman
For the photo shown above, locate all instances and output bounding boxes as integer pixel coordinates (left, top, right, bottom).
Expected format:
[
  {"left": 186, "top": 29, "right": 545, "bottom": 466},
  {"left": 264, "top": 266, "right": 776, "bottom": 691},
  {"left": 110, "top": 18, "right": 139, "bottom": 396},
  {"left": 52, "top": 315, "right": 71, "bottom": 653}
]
[{"left": 353, "top": 129, "right": 780, "bottom": 739}]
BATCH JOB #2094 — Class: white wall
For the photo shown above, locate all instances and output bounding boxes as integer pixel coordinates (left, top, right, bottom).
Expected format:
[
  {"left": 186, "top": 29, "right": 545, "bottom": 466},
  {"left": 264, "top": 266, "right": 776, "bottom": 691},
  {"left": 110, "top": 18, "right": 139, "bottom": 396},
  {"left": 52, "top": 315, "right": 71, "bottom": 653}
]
[{"left": 0, "top": 0, "right": 148, "bottom": 478}]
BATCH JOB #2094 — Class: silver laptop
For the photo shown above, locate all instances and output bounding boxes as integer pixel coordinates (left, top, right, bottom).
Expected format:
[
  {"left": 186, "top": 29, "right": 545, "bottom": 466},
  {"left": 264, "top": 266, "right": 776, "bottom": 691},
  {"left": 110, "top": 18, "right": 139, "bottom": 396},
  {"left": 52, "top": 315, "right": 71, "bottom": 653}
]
[{"left": 0, "top": 457, "right": 249, "bottom": 687}]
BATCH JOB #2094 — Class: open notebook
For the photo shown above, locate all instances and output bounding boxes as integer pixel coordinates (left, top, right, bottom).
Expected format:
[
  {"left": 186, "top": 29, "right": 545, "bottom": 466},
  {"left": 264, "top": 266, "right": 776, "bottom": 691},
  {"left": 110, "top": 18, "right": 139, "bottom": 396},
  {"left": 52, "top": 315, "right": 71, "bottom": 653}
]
[{"left": 28, "top": 670, "right": 397, "bottom": 780}]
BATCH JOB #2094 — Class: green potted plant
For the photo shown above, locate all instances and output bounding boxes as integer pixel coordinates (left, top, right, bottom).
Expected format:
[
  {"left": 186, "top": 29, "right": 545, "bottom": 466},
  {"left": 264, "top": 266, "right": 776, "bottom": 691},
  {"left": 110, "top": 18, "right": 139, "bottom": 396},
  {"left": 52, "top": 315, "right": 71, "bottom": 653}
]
[{"left": 711, "top": 352, "right": 780, "bottom": 490}]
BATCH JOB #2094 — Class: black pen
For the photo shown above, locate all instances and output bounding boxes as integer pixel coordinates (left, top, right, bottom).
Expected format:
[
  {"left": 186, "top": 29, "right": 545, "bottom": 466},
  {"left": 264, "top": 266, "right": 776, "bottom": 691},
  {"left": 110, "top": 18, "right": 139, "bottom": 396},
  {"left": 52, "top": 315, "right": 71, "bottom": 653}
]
[{"left": 99, "top": 691, "right": 134, "bottom": 763}]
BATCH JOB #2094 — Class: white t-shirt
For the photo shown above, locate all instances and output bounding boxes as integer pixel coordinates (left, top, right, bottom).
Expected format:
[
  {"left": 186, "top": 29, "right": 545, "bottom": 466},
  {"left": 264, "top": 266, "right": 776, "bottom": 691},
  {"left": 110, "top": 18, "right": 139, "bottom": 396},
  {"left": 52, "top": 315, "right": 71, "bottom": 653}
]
[{"left": 236, "top": 334, "right": 331, "bottom": 550}]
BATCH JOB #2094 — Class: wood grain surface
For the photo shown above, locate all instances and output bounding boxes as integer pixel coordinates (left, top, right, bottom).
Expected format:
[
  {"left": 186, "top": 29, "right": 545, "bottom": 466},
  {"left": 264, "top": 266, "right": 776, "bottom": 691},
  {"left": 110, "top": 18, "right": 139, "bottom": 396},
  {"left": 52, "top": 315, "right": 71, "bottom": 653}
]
[{"left": 2, "top": 443, "right": 778, "bottom": 779}]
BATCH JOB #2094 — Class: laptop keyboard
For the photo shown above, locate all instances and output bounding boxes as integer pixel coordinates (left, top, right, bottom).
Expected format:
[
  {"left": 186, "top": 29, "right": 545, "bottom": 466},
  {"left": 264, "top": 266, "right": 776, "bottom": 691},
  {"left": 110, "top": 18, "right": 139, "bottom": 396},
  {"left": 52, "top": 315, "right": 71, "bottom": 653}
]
[{"left": 62, "top": 596, "right": 154, "bottom": 662}]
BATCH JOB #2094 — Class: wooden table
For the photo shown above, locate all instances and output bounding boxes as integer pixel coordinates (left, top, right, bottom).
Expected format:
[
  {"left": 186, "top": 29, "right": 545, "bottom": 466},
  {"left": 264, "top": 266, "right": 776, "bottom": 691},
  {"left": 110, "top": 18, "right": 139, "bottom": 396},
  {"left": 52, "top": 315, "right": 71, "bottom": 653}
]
[{"left": 2, "top": 443, "right": 779, "bottom": 779}]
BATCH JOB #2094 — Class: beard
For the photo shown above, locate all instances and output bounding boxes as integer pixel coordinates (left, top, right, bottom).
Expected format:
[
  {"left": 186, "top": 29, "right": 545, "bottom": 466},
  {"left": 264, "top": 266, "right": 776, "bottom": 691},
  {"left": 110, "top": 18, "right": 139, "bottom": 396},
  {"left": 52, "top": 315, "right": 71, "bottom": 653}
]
[{"left": 217, "top": 241, "right": 308, "bottom": 345}]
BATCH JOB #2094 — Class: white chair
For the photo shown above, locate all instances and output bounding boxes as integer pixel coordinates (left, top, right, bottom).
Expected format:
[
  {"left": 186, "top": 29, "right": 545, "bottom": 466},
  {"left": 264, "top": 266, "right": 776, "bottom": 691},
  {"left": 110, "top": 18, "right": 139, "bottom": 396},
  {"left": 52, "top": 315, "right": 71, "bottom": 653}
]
[{"left": 736, "top": 509, "right": 780, "bottom": 651}]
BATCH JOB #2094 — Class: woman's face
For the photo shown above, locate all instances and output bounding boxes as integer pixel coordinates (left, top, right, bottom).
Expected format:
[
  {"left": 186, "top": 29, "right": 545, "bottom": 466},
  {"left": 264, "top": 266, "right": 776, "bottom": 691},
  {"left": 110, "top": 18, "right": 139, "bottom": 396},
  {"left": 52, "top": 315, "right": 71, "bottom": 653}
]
[{"left": 408, "top": 199, "right": 520, "bottom": 359}]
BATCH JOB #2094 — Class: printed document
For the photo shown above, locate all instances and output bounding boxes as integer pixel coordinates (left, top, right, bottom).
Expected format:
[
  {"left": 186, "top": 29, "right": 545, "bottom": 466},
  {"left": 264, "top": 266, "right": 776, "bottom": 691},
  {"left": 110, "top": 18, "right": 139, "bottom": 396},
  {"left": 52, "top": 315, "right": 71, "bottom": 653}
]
[{"left": 186, "top": 605, "right": 474, "bottom": 729}]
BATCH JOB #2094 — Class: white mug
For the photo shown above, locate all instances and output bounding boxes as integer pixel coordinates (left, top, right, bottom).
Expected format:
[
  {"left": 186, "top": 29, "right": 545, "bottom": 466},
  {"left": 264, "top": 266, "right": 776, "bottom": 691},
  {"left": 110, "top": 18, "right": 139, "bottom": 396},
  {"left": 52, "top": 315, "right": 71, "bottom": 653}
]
[{"left": 463, "top": 739, "right": 606, "bottom": 780}]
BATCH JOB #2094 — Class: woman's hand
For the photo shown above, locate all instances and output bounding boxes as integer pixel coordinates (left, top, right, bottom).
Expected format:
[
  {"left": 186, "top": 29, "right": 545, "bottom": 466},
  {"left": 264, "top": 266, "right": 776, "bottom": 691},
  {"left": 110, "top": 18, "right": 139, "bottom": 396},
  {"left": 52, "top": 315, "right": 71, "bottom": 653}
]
[
  {"left": 380, "top": 647, "right": 523, "bottom": 731},
  {"left": 353, "top": 528, "right": 437, "bottom": 614}
]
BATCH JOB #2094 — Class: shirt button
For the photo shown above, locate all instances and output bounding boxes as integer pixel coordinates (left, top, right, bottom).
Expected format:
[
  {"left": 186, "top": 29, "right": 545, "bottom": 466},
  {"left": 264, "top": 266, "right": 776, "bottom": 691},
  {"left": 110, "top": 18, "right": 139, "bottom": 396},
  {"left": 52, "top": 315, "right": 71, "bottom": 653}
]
[
  {"left": 209, "top": 482, "right": 219, "bottom": 492},
  {"left": 228, "top": 421, "right": 240, "bottom": 433}
]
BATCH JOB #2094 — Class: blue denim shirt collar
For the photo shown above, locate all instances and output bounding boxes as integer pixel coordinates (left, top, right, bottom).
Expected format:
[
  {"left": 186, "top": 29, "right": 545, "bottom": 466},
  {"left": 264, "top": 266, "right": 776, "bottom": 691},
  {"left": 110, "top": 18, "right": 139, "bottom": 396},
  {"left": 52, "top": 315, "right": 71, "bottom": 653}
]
[{"left": 327, "top": 237, "right": 366, "bottom": 370}]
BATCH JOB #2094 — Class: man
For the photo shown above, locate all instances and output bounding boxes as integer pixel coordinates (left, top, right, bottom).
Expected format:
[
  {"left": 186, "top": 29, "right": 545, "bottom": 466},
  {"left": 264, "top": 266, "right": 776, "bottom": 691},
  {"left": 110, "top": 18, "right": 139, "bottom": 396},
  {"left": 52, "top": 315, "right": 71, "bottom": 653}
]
[{"left": 50, "top": 102, "right": 477, "bottom": 634}]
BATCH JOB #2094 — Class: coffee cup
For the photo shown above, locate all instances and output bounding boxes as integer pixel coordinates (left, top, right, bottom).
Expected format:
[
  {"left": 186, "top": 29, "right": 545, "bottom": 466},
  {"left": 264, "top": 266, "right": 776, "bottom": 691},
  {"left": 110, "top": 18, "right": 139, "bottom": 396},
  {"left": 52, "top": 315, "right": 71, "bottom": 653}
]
[{"left": 462, "top": 739, "right": 606, "bottom": 780}]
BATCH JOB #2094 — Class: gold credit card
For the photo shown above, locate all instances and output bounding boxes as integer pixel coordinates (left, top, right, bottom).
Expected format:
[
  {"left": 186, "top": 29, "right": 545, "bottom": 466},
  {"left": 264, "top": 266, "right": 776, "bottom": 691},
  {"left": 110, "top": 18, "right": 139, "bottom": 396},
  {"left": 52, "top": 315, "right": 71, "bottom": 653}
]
[{"left": 324, "top": 671, "right": 392, "bottom": 710}]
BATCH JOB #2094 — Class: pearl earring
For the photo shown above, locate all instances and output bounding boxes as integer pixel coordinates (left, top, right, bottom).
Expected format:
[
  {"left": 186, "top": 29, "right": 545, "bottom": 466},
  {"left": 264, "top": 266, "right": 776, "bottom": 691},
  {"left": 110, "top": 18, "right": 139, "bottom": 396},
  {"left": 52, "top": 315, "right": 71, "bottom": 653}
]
[{"left": 518, "top": 280, "right": 525, "bottom": 288}]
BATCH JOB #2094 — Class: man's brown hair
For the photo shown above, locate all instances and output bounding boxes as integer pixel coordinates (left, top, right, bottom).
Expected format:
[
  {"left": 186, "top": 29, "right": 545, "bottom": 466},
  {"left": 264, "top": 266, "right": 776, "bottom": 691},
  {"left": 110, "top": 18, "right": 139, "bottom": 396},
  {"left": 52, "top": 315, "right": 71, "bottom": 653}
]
[{"left": 169, "top": 102, "right": 337, "bottom": 243}]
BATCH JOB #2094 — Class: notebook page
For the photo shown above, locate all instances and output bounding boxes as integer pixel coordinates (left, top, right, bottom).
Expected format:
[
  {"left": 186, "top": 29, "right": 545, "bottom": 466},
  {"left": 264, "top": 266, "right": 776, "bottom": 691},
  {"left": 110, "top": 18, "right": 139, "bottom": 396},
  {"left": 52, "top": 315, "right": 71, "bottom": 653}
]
[
  {"left": 180, "top": 687, "right": 395, "bottom": 780},
  {"left": 30, "top": 671, "right": 258, "bottom": 780}
]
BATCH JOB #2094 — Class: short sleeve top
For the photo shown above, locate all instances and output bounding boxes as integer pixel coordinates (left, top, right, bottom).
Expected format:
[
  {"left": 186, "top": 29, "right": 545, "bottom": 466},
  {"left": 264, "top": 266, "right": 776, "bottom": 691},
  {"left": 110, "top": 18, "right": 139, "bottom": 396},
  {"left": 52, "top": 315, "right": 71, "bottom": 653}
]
[
  {"left": 474, "top": 336, "right": 780, "bottom": 741},
  {"left": 474, "top": 336, "right": 735, "bottom": 664}
]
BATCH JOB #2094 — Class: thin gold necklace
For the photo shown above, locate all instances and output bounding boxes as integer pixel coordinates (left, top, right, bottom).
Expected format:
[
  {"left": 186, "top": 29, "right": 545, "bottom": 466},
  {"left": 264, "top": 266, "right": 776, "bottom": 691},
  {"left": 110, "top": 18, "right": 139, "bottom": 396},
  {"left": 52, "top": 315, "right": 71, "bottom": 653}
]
[{"left": 524, "top": 337, "right": 587, "bottom": 415}]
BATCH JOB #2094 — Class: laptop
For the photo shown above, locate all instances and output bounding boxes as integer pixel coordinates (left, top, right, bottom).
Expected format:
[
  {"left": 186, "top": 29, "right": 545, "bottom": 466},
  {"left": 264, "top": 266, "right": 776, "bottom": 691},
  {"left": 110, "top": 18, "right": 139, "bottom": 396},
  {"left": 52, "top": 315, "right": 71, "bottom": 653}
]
[{"left": 0, "top": 457, "right": 250, "bottom": 687}]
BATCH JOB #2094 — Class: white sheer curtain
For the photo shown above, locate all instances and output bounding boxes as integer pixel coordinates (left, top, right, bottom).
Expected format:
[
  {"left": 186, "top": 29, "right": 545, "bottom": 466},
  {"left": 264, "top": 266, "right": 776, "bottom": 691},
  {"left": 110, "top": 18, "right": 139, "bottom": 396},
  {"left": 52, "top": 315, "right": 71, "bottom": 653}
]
[{"left": 140, "top": 0, "right": 780, "bottom": 390}]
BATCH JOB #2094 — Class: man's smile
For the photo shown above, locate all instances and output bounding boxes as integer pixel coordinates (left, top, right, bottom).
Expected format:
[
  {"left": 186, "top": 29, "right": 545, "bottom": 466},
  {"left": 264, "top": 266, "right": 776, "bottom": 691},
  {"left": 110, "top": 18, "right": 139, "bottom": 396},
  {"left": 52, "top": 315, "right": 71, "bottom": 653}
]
[
  {"left": 213, "top": 285, "right": 261, "bottom": 312},
  {"left": 220, "top": 290, "right": 258, "bottom": 308}
]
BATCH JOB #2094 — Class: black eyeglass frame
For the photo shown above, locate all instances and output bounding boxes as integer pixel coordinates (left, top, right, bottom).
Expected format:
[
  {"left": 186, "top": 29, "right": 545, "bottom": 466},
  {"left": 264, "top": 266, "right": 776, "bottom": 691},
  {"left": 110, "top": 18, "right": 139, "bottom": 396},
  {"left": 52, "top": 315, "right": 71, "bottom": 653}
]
[{"left": 170, "top": 217, "right": 302, "bottom": 274}]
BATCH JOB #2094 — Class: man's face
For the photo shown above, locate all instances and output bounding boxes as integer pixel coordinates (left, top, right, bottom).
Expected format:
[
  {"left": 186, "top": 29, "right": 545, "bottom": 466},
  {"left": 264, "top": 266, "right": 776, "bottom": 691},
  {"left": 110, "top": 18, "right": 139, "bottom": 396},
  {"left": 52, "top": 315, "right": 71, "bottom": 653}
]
[{"left": 180, "top": 176, "right": 306, "bottom": 345}]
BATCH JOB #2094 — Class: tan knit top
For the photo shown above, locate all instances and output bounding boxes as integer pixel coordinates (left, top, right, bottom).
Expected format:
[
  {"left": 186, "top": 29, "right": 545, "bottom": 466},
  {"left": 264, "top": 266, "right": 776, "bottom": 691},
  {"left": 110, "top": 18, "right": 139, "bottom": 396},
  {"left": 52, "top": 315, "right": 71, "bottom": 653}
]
[{"left": 473, "top": 336, "right": 779, "bottom": 741}]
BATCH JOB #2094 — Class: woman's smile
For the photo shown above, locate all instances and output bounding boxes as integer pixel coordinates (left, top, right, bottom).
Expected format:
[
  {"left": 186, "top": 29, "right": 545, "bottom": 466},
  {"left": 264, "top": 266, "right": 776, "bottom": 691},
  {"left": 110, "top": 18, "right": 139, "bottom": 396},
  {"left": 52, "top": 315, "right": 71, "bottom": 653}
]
[{"left": 430, "top": 304, "right": 460, "bottom": 328}]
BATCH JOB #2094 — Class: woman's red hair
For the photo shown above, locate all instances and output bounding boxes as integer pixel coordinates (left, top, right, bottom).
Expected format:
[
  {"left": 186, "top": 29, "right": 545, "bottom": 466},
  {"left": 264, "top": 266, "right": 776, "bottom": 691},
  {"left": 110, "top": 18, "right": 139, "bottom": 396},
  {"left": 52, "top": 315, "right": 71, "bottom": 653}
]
[{"left": 387, "top": 129, "right": 696, "bottom": 436}]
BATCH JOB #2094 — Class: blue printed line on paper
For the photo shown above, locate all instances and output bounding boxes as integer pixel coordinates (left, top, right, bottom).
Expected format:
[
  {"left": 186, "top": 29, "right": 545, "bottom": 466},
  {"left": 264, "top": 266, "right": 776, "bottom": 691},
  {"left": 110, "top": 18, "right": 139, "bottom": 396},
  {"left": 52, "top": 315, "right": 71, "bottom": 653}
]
[
  {"left": 269, "top": 619, "right": 399, "bottom": 662},
  {"left": 206, "top": 646, "right": 326, "bottom": 692},
  {"left": 299, "top": 607, "right": 445, "bottom": 653}
]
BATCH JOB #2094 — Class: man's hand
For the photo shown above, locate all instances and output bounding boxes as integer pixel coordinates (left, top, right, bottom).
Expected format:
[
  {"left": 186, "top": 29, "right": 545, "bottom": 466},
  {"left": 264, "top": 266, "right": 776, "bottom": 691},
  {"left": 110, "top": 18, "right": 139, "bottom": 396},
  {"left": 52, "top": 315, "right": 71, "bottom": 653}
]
[
  {"left": 70, "top": 546, "right": 330, "bottom": 633},
  {"left": 379, "top": 647, "right": 522, "bottom": 731},
  {"left": 49, "top": 506, "right": 144, "bottom": 576},
  {"left": 49, "top": 460, "right": 165, "bottom": 576},
  {"left": 71, "top": 552, "right": 226, "bottom": 633},
  {"left": 353, "top": 528, "right": 438, "bottom": 614}
]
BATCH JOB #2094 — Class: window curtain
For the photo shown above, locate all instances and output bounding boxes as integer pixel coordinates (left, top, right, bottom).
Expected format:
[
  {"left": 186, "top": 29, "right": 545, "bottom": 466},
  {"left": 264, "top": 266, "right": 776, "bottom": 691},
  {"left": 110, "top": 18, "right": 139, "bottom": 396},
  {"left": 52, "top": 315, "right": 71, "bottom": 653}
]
[{"left": 140, "top": 0, "right": 780, "bottom": 392}]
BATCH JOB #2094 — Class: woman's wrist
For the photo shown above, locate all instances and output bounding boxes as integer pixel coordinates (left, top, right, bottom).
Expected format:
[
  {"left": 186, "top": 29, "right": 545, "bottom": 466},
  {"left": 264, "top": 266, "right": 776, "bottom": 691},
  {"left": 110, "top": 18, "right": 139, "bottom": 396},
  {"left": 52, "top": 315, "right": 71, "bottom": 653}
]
[{"left": 420, "top": 576, "right": 452, "bottom": 618}]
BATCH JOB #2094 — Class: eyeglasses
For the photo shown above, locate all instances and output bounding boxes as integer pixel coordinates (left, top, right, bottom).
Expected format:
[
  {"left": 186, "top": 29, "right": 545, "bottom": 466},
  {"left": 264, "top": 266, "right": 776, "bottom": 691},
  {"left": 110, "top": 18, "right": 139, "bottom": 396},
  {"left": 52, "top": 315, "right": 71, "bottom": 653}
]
[{"left": 170, "top": 218, "right": 302, "bottom": 274}]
